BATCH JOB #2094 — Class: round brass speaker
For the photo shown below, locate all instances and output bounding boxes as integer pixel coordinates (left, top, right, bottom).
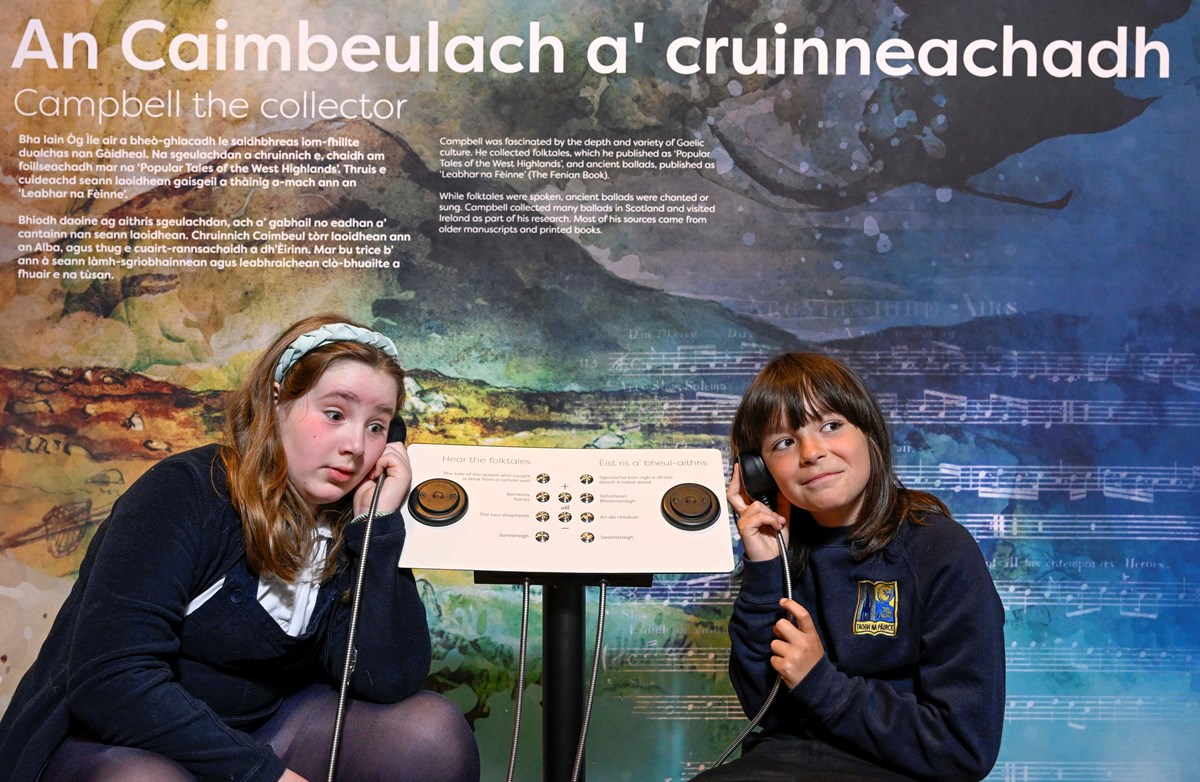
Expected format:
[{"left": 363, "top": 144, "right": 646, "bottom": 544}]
[{"left": 408, "top": 478, "right": 469, "bottom": 526}]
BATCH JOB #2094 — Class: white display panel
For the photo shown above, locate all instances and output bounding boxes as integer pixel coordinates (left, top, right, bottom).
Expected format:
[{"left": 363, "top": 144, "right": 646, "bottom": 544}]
[{"left": 398, "top": 444, "right": 736, "bottom": 575}]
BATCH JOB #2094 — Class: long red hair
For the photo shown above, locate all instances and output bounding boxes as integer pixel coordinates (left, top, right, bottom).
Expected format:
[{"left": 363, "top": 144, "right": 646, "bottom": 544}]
[{"left": 220, "top": 314, "right": 406, "bottom": 582}]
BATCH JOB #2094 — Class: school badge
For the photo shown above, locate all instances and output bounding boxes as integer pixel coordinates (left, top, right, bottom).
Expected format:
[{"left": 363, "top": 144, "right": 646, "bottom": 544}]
[{"left": 853, "top": 580, "right": 898, "bottom": 636}]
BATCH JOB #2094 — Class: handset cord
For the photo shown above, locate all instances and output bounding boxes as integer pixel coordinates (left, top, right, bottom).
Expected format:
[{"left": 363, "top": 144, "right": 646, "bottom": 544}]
[
  {"left": 571, "top": 578, "right": 608, "bottom": 782},
  {"left": 505, "top": 577, "right": 607, "bottom": 782},
  {"left": 327, "top": 475, "right": 386, "bottom": 782},
  {"left": 505, "top": 578, "right": 532, "bottom": 782},
  {"left": 712, "top": 530, "right": 793, "bottom": 767}
]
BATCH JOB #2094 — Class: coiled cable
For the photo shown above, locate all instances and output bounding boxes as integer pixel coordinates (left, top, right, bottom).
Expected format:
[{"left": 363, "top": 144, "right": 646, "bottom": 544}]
[
  {"left": 328, "top": 475, "right": 386, "bottom": 782},
  {"left": 505, "top": 578, "right": 533, "bottom": 782},
  {"left": 712, "top": 531, "right": 793, "bottom": 767},
  {"left": 570, "top": 579, "right": 608, "bottom": 782}
]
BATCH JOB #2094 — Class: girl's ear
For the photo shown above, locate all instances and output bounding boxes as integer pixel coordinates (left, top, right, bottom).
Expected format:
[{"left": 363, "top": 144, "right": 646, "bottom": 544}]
[{"left": 272, "top": 381, "right": 280, "bottom": 405}]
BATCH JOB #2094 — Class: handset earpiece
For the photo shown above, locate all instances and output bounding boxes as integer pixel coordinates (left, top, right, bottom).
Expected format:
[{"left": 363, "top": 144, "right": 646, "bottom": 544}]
[
  {"left": 738, "top": 452, "right": 778, "bottom": 511},
  {"left": 387, "top": 418, "right": 408, "bottom": 444}
]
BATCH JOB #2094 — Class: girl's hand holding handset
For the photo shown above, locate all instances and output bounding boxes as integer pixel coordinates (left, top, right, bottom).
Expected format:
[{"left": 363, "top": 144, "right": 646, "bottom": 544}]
[
  {"left": 727, "top": 462, "right": 790, "bottom": 562},
  {"left": 353, "top": 441, "right": 412, "bottom": 517},
  {"left": 728, "top": 462, "right": 825, "bottom": 686}
]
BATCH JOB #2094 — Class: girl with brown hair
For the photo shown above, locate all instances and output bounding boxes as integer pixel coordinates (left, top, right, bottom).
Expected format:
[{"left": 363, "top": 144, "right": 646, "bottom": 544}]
[
  {"left": 0, "top": 314, "right": 480, "bottom": 782},
  {"left": 694, "top": 352, "right": 1005, "bottom": 782}
]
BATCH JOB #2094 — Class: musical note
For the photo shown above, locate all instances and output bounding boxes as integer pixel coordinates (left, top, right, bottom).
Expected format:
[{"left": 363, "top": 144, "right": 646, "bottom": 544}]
[
  {"left": 1086, "top": 354, "right": 1114, "bottom": 382},
  {"left": 1118, "top": 587, "right": 1162, "bottom": 619},
  {"left": 1064, "top": 583, "right": 1103, "bottom": 618},
  {"left": 1100, "top": 468, "right": 1155, "bottom": 503},
  {"left": 919, "top": 389, "right": 969, "bottom": 420},
  {"left": 1065, "top": 699, "right": 1090, "bottom": 730},
  {"left": 976, "top": 465, "right": 1041, "bottom": 500}
]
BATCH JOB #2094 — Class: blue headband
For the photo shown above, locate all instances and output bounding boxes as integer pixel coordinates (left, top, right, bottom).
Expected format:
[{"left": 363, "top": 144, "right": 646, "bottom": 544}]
[{"left": 274, "top": 323, "right": 400, "bottom": 382}]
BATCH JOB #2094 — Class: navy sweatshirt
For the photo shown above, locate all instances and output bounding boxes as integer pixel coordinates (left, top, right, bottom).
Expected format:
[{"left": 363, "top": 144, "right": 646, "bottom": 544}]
[
  {"left": 729, "top": 512, "right": 1005, "bottom": 782},
  {"left": 0, "top": 445, "right": 431, "bottom": 782}
]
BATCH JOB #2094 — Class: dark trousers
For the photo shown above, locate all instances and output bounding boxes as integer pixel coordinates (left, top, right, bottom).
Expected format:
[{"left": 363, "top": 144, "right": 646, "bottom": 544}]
[{"left": 691, "top": 735, "right": 918, "bottom": 782}]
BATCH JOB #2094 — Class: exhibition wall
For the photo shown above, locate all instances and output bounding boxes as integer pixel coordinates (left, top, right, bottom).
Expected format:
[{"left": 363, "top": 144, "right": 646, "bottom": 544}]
[{"left": 2, "top": 0, "right": 1198, "bottom": 778}]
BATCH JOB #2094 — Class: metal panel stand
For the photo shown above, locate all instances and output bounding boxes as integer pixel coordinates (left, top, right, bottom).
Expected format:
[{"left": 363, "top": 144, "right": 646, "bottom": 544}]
[{"left": 475, "top": 572, "right": 651, "bottom": 782}]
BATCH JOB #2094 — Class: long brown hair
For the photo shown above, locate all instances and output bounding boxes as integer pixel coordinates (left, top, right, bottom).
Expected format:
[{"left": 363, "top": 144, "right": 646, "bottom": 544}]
[
  {"left": 730, "top": 352, "right": 948, "bottom": 559},
  {"left": 220, "top": 314, "right": 406, "bottom": 582}
]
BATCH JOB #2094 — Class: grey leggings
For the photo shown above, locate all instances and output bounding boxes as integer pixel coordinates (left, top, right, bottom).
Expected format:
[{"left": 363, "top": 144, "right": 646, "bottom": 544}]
[{"left": 41, "top": 686, "right": 480, "bottom": 782}]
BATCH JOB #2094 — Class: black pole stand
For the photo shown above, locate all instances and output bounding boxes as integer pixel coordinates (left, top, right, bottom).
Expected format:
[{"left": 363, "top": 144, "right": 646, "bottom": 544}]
[
  {"left": 476, "top": 572, "right": 651, "bottom": 782},
  {"left": 544, "top": 580, "right": 585, "bottom": 782}
]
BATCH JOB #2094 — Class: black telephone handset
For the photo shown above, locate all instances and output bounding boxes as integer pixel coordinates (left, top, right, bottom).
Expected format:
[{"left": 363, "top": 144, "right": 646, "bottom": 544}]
[
  {"left": 387, "top": 418, "right": 408, "bottom": 444},
  {"left": 714, "top": 452, "right": 794, "bottom": 767},
  {"left": 738, "top": 452, "right": 778, "bottom": 511}
]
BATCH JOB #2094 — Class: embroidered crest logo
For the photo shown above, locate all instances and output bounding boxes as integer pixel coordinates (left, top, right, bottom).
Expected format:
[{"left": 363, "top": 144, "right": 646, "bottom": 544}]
[{"left": 853, "top": 580, "right": 898, "bottom": 636}]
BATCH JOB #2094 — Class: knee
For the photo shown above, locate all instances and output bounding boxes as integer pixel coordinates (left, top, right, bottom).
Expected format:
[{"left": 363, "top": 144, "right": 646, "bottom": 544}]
[
  {"left": 402, "top": 691, "right": 476, "bottom": 747},
  {"left": 383, "top": 691, "right": 479, "bottom": 780},
  {"left": 101, "top": 754, "right": 193, "bottom": 782},
  {"left": 58, "top": 745, "right": 193, "bottom": 782}
]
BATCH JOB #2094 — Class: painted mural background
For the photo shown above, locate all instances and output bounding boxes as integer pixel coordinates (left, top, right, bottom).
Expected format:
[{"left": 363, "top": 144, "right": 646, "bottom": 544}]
[{"left": 2, "top": 0, "right": 1199, "bottom": 779}]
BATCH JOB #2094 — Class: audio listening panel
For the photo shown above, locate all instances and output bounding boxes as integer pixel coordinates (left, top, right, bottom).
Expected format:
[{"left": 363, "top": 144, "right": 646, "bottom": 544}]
[{"left": 398, "top": 444, "right": 735, "bottom": 575}]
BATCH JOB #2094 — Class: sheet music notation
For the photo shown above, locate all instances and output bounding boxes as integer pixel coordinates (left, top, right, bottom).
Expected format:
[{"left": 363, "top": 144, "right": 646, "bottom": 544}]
[
  {"left": 983, "top": 762, "right": 1190, "bottom": 782},
  {"left": 604, "top": 345, "right": 1200, "bottom": 389},
  {"left": 1002, "top": 694, "right": 1196, "bottom": 726},
  {"left": 880, "top": 391, "right": 1200, "bottom": 427},
  {"left": 604, "top": 645, "right": 1199, "bottom": 676},
  {"left": 896, "top": 463, "right": 1199, "bottom": 503},
  {"left": 960, "top": 513, "right": 1200, "bottom": 541},
  {"left": 568, "top": 392, "right": 1200, "bottom": 430},
  {"left": 568, "top": 393, "right": 741, "bottom": 428},
  {"left": 604, "top": 646, "right": 730, "bottom": 674},
  {"left": 626, "top": 694, "right": 746, "bottom": 721},
  {"left": 613, "top": 576, "right": 738, "bottom": 609},
  {"left": 996, "top": 579, "right": 1198, "bottom": 619},
  {"left": 679, "top": 760, "right": 1189, "bottom": 782},
  {"left": 628, "top": 693, "right": 1195, "bottom": 724},
  {"left": 681, "top": 760, "right": 1191, "bottom": 782},
  {"left": 1004, "top": 645, "right": 1199, "bottom": 675}
]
